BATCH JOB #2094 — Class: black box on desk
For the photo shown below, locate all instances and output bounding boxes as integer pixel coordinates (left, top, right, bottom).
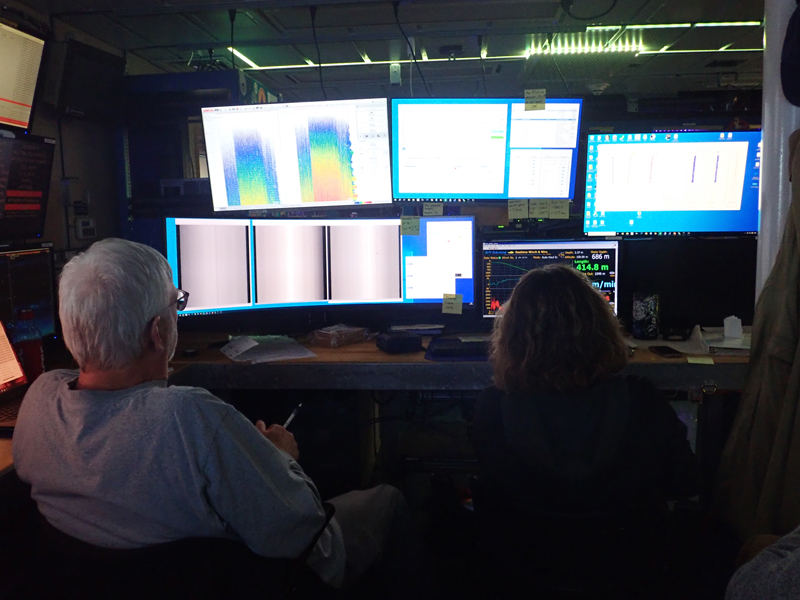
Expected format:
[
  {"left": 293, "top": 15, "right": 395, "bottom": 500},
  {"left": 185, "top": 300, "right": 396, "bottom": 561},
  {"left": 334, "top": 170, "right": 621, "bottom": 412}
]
[{"left": 376, "top": 332, "right": 422, "bottom": 354}]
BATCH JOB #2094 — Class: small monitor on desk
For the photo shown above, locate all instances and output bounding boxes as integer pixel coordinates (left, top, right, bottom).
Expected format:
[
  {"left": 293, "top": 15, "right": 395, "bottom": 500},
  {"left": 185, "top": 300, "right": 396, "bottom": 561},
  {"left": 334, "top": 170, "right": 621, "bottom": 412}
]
[
  {"left": 165, "top": 216, "right": 474, "bottom": 316},
  {"left": 482, "top": 240, "right": 619, "bottom": 317},
  {"left": 201, "top": 98, "right": 392, "bottom": 211},
  {"left": 584, "top": 131, "right": 761, "bottom": 236},
  {"left": 392, "top": 98, "right": 582, "bottom": 201}
]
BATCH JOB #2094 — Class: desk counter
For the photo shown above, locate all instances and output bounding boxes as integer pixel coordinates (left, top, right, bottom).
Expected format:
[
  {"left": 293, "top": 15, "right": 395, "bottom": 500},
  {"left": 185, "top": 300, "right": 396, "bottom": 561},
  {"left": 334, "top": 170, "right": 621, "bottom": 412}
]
[{"left": 169, "top": 332, "right": 749, "bottom": 393}]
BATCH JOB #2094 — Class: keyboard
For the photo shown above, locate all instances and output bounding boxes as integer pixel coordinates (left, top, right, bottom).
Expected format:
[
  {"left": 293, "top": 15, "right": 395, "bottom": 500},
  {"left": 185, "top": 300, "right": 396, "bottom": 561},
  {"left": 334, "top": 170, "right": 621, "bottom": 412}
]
[{"left": 427, "top": 338, "right": 489, "bottom": 358}]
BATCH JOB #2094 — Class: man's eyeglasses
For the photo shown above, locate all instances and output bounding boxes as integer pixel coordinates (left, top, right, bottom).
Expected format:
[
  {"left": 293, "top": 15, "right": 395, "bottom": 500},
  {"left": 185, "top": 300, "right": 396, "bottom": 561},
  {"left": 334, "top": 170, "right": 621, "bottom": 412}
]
[{"left": 169, "top": 289, "right": 190, "bottom": 311}]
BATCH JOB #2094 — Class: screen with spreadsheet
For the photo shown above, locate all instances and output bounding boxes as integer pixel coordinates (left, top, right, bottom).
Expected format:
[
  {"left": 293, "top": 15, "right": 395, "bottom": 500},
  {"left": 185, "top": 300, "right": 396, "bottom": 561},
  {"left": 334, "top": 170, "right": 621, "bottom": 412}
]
[
  {"left": 483, "top": 240, "right": 618, "bottom": 317},
  {"left": 201, "top": 98, "right": 392, "bottom": 211},
  {"left": 584, "top": 131, "right": 761, "bottom": 236},
  {"left": 392, "top": 98, "right": 582, "bottom": 201},
  {"left": 0, "top": 23, "right": 45, "bottom": 131}
]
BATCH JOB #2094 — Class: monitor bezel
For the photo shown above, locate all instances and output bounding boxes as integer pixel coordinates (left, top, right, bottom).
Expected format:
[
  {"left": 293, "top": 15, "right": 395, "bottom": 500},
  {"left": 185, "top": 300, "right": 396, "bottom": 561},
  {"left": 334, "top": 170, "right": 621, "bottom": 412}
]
[
  {"left": 582, "top": 129, "right": 761, "bottom": 238},
  {"left": 165, "top": 215, "right": 477, "bottom": 325},
  {"left": 481, "top": 238, "right": 620, "bottom": 318},
  {"left": 201, "top": 97, "right": 394, "bottom": 213},
  {"left": 0, "top": 130, "right": 56, "bottom": 243},
  {"left": 391, "top": 97, "right": 584, "bottom": 202}
]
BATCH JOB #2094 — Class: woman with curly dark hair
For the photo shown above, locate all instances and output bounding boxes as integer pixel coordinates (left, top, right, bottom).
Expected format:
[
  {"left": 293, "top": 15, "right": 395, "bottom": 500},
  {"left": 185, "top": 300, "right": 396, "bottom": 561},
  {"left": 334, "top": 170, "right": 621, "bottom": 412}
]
[
  {"left": 473, "top": 264, "right": 700, "bottom": 596},
  {"left": 475, "top": 263, "right": 699, "bottom": 515}
]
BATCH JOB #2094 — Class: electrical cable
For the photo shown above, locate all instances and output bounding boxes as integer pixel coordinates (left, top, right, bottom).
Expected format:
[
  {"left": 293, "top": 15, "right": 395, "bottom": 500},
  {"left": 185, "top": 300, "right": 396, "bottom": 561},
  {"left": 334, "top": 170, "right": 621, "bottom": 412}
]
[
  {"left": 391, "top": 1, "right": 431, "bottom": 97},
  {"left": 56, "top": 117, "right": 71, "bottom": 250},
  {"left": 310, "top": 6, "right": 327, "bottom": 100},
  {"left": 479, "top": 36, "right": 489, "bottom": 97},
  {"left": 228, "top": 9, "right": 236, "bottom": 70},
  {"left": 560, "top": 0, "right": 618, "bottom": 21}
]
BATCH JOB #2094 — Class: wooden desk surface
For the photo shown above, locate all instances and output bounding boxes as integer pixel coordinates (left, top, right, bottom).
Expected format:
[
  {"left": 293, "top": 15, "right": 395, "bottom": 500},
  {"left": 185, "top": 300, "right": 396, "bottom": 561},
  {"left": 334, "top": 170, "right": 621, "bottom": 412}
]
[
  {"left": 0, "top": 335, "right": 748, "bottom": 476},
  {"left": 169, "top": 332, "right": 749, "bottom": 392},
  {"left": 1, "top": 439, "right": 12, "bottom": 477}
]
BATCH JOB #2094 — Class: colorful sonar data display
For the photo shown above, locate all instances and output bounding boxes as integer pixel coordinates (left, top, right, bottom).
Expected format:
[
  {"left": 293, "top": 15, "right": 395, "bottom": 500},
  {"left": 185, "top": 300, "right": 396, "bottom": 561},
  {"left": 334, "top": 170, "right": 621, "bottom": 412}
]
[
  {"left": 201, "top": 98, "right": 392, "bottom": 211},
  {"left": 165, "top": 216, "right": 474, "bottom": 316},
  {"left": 483, "top": 241, "right": 619, "bottom": 317}
]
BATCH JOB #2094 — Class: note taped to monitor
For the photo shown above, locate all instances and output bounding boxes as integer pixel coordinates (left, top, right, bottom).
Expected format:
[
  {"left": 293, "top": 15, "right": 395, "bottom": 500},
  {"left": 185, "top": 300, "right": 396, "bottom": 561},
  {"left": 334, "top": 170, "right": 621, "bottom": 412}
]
[
  {"left": 401, "top": 216, "right": 420, "bottom": 235},
  {"left": 442, "top": 293, "right": 463, "bottom": 315},
  {"left": 507, "top": 199, "right": 529, "bottom": 220},
  {"left": 423, "top": 203, "right": 443, "bottom": 216},
  {"left": 525, "top": 89, "right": 546, "bottom": 111}
]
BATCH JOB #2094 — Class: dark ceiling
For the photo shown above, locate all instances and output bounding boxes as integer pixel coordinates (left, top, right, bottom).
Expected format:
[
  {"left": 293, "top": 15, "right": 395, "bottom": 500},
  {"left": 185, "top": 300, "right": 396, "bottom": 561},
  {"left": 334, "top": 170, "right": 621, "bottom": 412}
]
[{"left": 12, "top": 0, "right": 765, "bottom": 102}]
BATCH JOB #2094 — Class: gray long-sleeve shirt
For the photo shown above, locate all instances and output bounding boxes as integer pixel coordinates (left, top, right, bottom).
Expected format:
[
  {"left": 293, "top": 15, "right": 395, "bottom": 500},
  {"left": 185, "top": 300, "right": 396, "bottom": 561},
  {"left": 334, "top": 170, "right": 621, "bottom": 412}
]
[
  {"left": 726, "top": 527, "right": 800, "bottom": 599},
  {"left": 12, "top": 370, "right": 345, "bottom": 586}
]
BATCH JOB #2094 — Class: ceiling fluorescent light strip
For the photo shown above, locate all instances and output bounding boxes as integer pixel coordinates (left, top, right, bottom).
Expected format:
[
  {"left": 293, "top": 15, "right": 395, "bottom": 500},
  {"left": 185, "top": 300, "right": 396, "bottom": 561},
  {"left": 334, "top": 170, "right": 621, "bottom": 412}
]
[
  {"left": 587, "top": 21, "right": 761, "bottom": 31},
  {"left": 227, "top": 47, "right": 260, "bottom": 68},
  {"left": 639, "top": 48, "right": 763, "bottom": 55}
]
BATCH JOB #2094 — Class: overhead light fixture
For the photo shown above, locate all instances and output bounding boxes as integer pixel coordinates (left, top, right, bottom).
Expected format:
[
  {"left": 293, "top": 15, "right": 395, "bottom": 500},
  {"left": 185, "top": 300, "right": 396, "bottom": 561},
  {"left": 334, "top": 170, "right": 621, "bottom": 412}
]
[
  {"left": 355, "top": 45, "right": 372, "bottom": 63},
  {"left": 227, "top": 47, "right": 259, "bottom": 68},
  {"left": 694, "top": 21, "right": 762, "bottom": 27},
  {"left": 639, "top": 47, "right": 763, "bottom": 55},
  {"left": 587, "top": 20, "right": 761, "bottom": 31}
]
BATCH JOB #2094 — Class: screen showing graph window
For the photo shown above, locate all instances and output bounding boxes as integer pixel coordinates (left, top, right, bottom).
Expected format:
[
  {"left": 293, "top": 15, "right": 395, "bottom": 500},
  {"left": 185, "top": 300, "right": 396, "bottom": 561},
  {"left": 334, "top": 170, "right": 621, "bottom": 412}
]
[
  {"left": 201, "top": 98, "right": 392, "bottom": 211},
  {"left": 165, "top": 216, "right": 474, "bottom": 316},
  {"left": 584, "top": 131, "right": 761, "bottom": 236},
  {"left": 392, "top": 98, "right": 582, "bottom": 200},
  {"left": 483, "top": 241, "right": 618, "bottom": 317}
]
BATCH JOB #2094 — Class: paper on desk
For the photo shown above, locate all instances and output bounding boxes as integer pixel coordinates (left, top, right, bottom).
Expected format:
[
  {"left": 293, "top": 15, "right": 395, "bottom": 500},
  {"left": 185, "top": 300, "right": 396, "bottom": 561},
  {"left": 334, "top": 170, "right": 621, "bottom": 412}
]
[
  {"left": 221, "top": 336, "right": 316, "bottom": 363},
  {"left": 702, "top": 327, "right": 752, "bottom": 353}
]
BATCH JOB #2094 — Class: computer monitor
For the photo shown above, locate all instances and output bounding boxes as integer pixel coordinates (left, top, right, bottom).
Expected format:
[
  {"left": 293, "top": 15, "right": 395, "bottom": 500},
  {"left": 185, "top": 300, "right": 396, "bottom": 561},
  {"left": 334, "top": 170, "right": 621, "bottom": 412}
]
[
  {"left": 482, "top": 240, "right": 619, "bottom": 317},
  {"left": 165, "top": 216, "right": 474, "bottom": 316},
  {"left": 0, "top": 23, "right": 45, "bottom": 131},
  {"left": 0, "top": 244, "right": 56, "bottom": 338},
  {"left": 201, "top": 98, "right": 392, "bottom": 211},
  {"left": 392, "top": 98, "right": 583, "bottom": 201},
  {"left": 584, "top": 131, "right": 761, "bottom": 236},
  {"left": 0, "top": 131, "right": 55, "bottom": 242}
]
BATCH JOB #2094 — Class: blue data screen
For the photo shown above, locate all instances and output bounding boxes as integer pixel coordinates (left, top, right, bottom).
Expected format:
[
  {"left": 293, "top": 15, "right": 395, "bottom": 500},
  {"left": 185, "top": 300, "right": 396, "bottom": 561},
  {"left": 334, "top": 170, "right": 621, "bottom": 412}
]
[
  {"left": 584, "top": 131, "right": 761, "bottom": 236},
  {"left": 392, "top": 98, "right": 582, "bottom": 200}
]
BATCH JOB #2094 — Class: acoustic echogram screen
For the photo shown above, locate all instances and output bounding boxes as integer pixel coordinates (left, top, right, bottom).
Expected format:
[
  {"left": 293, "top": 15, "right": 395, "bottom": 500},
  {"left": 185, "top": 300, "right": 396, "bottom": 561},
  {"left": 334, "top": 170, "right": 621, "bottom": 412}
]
[
  {"left": 165, "top": 216, "right": 474, "bottom": 318},
  {"left": 202, "top": 98, "right": 391, "bottom": 211}
]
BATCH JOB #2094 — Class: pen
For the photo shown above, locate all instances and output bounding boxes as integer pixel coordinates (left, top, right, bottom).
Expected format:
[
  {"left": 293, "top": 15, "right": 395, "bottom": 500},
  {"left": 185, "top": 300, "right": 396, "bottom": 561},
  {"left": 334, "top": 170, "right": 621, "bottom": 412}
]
[{"left": 283, "top": 403, "right": 303, "bottom": 428}]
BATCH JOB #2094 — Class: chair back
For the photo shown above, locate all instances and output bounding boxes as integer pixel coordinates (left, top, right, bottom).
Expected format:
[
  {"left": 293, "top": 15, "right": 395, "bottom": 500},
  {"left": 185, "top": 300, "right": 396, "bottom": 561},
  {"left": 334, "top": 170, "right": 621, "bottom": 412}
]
[
  {"left": 25, "top": 503, "right": 337, "bottom": 600},
  {"left": 473, "top": 482, "right": 663, "bottom": 599}
]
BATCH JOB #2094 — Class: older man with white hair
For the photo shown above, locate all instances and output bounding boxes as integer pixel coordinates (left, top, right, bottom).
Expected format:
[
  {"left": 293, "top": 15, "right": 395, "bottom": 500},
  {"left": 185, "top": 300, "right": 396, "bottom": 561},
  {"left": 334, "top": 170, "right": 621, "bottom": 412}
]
[{"left": 13, "top": 238, "right": 433, "bottom": 597}]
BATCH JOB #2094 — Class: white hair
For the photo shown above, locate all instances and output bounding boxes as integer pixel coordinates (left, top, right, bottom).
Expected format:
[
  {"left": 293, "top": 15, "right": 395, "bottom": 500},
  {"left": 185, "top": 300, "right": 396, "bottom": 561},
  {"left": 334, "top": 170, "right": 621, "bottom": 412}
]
[{"left": 59, "top": 238, "right": 175, "bottom": 370}]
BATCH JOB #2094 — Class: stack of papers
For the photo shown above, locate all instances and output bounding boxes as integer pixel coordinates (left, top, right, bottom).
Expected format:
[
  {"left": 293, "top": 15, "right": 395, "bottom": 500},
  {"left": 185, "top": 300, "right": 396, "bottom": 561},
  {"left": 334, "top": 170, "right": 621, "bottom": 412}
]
[
  {"left": 220, "top": 336, "right": 316, "bottom": 364},
  {"left": 702, "top": 327, "right": 751, "bottom": 355}
]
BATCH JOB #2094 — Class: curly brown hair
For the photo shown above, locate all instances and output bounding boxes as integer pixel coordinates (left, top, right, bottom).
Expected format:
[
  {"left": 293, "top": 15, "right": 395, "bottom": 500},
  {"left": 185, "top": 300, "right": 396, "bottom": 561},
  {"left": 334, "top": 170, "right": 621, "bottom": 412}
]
[{"left": 490, "top": 264, "right": 628, "bottom": 394}]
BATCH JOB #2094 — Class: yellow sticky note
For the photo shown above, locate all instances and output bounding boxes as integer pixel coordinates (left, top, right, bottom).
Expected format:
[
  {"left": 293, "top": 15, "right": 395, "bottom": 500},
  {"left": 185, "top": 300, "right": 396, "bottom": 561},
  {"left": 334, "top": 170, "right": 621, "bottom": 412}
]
[
  {"left": 525, "top": 88, "right": 546, "bottom": 111},
  {"left": 687, "top": 356, "right": 715, "bottom": 365},
  {"left": 529, "top": 199, "right": 550, "bottom": 219},
  {"left": 442, "top": 293, "right": 463, "bottom": 315},
  {"left": 549, "top": 199, "right": 570, "bottom": 219},
  {"left": 422, "top": 203, "right": 443, "bottom": 216},
  {"left": 401, "top": 216, "right": 420, "bottom": 235},
  {"left": 508, "top": 199, "right": 529, "bottom": 220}
]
